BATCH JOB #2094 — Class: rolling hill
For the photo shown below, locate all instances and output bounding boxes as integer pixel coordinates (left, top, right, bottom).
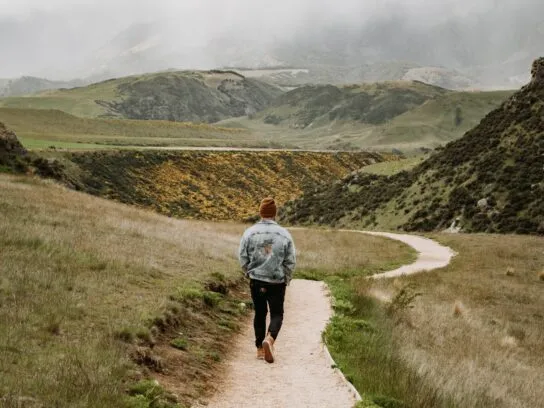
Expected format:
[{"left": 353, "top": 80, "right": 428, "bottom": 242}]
[
  {"left": 0, "top": 70, "right": 283, "bottom": 122},
  {"left": 0, "top": 108, "right": 269, "bottom": 150},
  {"left": 222, "top": 82, "right": 513, "bottom": 151},
  {"left": 280, "top": 58, "right": 544, "bottom": 234}
]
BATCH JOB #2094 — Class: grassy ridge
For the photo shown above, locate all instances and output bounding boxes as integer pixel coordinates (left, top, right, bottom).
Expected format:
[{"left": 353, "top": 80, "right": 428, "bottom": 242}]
[
  {"left": 0, "top": 78, "right": 121, "bottom": 117},
  {"left": 0, "top": 174, "right": 412, "bottom": 407},
  {"left": 0, "top": 108, "right": 264, "bottom": 149}
]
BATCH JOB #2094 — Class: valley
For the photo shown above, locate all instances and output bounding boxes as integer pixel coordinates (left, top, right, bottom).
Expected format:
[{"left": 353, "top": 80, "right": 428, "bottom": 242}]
[
  {"left": 0, "top": 10, "right": 542, "bottom": 405},
  {"left": 0, "top": 71, "right": 512, "bottom": 153}
]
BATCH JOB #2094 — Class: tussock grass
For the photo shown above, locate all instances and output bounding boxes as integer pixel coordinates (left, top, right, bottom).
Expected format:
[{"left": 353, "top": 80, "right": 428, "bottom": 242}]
[
  {"left": 363, "top": 233, "right": 544, "bottom": 407},
  {"left": 0, "top": 174, "right": 411, "bottom": 407},
  {"left": 0, "top": 175, "right": 246, "bottom": 407}
]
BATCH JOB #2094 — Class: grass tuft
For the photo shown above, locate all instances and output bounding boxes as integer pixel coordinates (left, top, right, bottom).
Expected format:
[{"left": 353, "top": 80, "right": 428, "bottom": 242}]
[
  {"left": 453, "top": 301, "right": 466, "bottom": 318},
  {"left": 170, "top": 338, "right": 189, "bottom": 351}
]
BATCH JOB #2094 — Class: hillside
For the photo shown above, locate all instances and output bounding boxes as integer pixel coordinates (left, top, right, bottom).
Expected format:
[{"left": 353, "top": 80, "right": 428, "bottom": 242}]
[
  {"left": 0, "top": 71, "right": 283, "bottom": 122},
  {"left": 61, "top": 150, "right": 384, "bottom": 220},
  {"left": 281, "top": 58, "right": 544, "bottom": 234},
  {"left": 223, "top": 82, "right": 513, "bottom": 151},
  {"left": 0, "top": 108, "right": 269, "bottom": 150}
]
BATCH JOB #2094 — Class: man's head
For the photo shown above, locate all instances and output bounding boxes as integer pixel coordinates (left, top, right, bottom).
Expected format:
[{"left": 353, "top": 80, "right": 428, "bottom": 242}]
[{"left": 259, "top": 197, "right": 277, "bottom": 219}]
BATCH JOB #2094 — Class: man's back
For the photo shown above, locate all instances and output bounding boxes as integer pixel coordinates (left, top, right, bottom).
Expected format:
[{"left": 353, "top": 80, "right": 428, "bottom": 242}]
[{"left": 239, "top": 219, "right": 296, "bottom": 284}]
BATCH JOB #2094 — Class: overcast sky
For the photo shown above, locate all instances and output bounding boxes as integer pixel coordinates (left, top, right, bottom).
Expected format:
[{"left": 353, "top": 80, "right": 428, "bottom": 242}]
[{"left": 0, "top": 0, "right": 540, "bottom": 79}]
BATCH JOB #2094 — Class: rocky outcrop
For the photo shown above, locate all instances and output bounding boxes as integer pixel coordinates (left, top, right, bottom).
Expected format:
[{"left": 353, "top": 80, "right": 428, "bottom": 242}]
[
  {"left": 0, "top": 122, "right": 28, "bottom": 171},
  {"left": 530, "top": 57, "right": 544, "bottom": 84}
]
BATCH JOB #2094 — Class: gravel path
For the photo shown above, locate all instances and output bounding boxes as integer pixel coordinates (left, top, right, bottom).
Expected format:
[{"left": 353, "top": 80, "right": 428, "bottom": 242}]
[{"left": 199, "top": 231, "right": 454, "bottom": 408}]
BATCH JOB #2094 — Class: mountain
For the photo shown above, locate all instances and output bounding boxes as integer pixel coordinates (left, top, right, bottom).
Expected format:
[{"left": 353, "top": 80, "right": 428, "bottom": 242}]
[
  {"left": 1, "top": 3, "right": 542, "bottom": 89},
  {"left": 233, "top": 63, "right": 477, "bottom": 90},
  {"left": 0, "top": 70, "right": 283, "bottom": 122},
  {"left": 0, "top": 76, "right": 85, "bottom": 97},
  {"left": 222, "top": 82, "right": 512, "bottom": 151},
  {"left": 84, "top": 3, "right": 543, "bottom": 89},
  {"left": 280, "top": 58, "right": 544, "bottom": 235}
]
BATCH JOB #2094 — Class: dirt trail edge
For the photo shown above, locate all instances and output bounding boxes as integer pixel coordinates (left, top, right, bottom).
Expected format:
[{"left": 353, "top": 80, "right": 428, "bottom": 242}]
[{"left": 197, "top": 231, "right": 454, "bottom": 408}]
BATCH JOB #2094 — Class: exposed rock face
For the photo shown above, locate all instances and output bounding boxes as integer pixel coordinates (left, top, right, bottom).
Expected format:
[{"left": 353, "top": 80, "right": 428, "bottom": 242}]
[
  {"left": 0, "top": 122, "right": 27, "bottom": 170},
  {"left": 531, "top": 57, "right": 544, "bottom": 84}
]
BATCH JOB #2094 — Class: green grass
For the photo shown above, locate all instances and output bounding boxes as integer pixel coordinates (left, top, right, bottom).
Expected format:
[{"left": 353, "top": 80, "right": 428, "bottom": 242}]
[
  {"left": 0, "top": 108, "right": 268, "bottom": 150},
  {"left": 324, "top": 277, "right": 452, "bottom": 408},
  {"left": 18, "top": 137, "right": 116, "bottom": 150},
  {"left": 359, "top": 156, "right": 426, "bottom": 176},
  {"left": 322, "top": 232, "right": 544, "bottom": 408},
  {"left": 0, "top": 78, "right": 122, "bottom": 117}
]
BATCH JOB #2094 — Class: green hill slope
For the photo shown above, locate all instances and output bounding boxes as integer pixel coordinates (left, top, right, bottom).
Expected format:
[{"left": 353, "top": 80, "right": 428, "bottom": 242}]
[
  {"left": 222, "top": 81, "right": 513, "bottom": 151},
  {"left": 0, "top": 108, "right": 264, "bottom": 149},
  {"left": 0, "top": 71, "right": 283, "bottom": 122},
  {"left": 281, "top": 59, "right": 544, "bottom": 234}
]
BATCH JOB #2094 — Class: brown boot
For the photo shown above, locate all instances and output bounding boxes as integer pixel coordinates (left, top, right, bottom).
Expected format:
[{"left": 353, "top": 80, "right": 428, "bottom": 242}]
[
  {"left": 262, "top": 333, "right": 275, "bottom": 363},
  {"left": 256, "top": 347, "right": 265, "bottom": 360}
]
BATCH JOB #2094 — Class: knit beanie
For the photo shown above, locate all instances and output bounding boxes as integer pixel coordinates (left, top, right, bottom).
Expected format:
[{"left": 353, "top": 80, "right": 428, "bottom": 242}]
[{"left": 259, "top": 197, "right": 277, "bottom": 219}]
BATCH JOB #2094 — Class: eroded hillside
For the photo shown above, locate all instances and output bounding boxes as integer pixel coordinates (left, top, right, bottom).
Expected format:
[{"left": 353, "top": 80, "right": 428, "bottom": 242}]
[{"left": 281, "top": 58, "right": 544, "bottom": 234}]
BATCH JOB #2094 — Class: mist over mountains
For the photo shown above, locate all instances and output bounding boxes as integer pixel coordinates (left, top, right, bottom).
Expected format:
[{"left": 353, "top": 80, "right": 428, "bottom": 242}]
[{"left": 1, "top": 0, "right": 543, "bottom": 88}]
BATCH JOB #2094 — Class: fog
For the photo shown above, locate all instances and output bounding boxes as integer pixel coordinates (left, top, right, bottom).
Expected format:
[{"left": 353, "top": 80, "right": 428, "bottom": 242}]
[{"left": 0, "top": 0, "right": 542, "bottom": 82}]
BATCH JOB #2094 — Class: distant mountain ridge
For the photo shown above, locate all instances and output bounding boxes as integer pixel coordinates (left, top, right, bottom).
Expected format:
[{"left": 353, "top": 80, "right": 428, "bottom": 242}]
[
  {"left": 280, "top": 58, "right": 544, "bottom": 234},
  {"left": 0, "top": 76, "right": 85, "bottom": 97},
  {"left": 0, "top": 70, "right": 283, "bottom": 123}
]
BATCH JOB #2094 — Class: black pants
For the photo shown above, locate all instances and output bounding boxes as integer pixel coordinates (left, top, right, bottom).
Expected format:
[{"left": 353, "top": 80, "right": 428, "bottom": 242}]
[{"left": 250, "top": 279, "right": 286, "bottom": 348}]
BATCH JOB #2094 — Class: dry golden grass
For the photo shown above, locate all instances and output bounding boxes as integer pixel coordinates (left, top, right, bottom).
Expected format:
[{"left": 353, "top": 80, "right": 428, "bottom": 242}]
[
  {"left": 369, "top": 233, "right": 544, "bottom": 407},
  {"left": 0, "top": 174, "right": 410, "bottom": 407}
]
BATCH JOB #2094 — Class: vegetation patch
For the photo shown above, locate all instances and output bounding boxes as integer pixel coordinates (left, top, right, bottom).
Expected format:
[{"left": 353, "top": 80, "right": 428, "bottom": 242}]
[{"left": 61, "top": 149, "right": 384, "bottom": 221}]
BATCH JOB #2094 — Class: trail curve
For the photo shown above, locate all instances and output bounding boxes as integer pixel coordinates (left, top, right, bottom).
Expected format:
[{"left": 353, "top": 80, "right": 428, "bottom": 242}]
[{"left": 196, "top": 231, "right": 454, "bottom": 408}]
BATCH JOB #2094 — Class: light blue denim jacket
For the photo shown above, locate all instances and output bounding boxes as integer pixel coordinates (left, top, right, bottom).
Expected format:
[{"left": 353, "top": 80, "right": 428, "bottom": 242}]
[{"left": 238, "top": 220, "right": 296, "bottom": 284}]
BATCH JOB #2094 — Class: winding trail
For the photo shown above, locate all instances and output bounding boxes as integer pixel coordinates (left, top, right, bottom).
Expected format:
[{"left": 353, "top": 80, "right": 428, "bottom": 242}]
[{"left": 199, "top": 231, "right": 454, "bottom": 408}]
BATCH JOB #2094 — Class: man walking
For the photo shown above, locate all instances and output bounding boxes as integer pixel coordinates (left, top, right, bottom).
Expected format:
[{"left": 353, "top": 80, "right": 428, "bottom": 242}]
[{"left": 239, "top": 197, "right": 296, "bottom": 363}]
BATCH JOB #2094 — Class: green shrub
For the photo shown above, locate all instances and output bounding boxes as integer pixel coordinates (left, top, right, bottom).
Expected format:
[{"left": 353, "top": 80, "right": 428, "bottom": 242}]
[{"left": 170, "top": 337, "right": 188, "bottom": 351}]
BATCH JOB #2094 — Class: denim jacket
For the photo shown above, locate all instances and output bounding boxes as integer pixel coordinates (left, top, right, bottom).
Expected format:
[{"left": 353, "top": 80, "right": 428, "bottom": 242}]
[{"left": 238, "top": 220, "right": 296, "bottom": 284}]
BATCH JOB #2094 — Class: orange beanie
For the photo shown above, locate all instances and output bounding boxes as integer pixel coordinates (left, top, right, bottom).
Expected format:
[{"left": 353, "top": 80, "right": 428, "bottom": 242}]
[{"left": 259, "top": 197, "right": 277, "bottom": 219}]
